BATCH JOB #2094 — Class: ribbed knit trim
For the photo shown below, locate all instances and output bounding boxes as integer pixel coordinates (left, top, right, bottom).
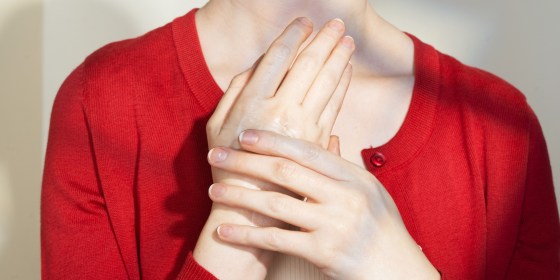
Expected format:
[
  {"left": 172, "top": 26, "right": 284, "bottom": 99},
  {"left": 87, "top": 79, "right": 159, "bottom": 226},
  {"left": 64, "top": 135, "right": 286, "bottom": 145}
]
[
  {"left": 172, "top": 9, "right": 223, "bottom": 112},
  {"left": 176, "top": 252, "right": 217, "bottom": 280},
  {"left": 362, "top": 34, "right": 441, "bottom": 175}
]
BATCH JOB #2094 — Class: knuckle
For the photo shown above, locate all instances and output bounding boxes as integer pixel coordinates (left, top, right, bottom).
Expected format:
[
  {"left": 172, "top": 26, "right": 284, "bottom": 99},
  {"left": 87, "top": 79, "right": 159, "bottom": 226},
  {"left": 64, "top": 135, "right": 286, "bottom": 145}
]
[
  {"left": 273, "top": 159, "right": 296, "bottom": 181},
  {"left": 264, "top": 229, "right": 283, "bottom": 251},
  {"left": 206, "top": 119, "right": 218, "bottom": 134},
  {"left": 229, "top": 187, "right": 245, "bottom": 203},
  {"left": 332, "top": 221, "right": 353, "bottom": 237},
  {"left": 229, "top": 73, "right": 247, "bottom": 89},
  {"left": 268, "top": 41, "right": 292, "bottom": 60},
  {"left": 296, "top": 54, "right": 319, "bottom": 71},
  {"left": 268, "top": 194, "right": 290, "bottom": 215},
  {"left": 302, "top": 143, "right": 321, "bottom": 162},
  {"left": 321, "top": 70, "right": 340, "bottom": 89},
  {"left": 303, "top": 174, "right": 321, "bottom": 193},
  {"left": 342, "top": 193, "right": 367, "bottom": 213}
]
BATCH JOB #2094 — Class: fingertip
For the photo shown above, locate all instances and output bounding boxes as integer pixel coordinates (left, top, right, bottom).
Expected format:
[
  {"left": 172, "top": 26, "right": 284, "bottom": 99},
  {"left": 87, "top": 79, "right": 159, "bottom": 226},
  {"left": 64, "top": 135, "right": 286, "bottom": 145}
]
[
  {"left": 208, "top": 183, "right": 226, "bottom": 198},
  {"left": 341, "top": 35, "right": 355, "bottom": 50},
  {"left": 296, "top": 17, "right": 313, "bottom": 29},
  {"left": 208, "top": 148, "right": 229, "bottom": 164},
  {"left": 217, "top": 225, "right": 234, "bottom": 238},
  {"left": 332, "top": 18, "right": 344, "bottom": 25},
  {"left": 239, "top": 130, "right": 259, "bottom": 145},
  {"left": 206, "top": 149, "right": 213, "bottom": 163}
]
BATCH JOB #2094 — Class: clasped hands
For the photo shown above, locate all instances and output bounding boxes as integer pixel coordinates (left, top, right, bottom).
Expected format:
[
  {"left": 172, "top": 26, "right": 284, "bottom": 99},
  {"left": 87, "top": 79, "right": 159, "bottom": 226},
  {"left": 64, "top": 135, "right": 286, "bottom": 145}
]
[
  {"left": 209, "top": 129, "right": 436, "bottom": 279},
  {"left": 195, "top": 17, "right": 439, "bottom": 280}
]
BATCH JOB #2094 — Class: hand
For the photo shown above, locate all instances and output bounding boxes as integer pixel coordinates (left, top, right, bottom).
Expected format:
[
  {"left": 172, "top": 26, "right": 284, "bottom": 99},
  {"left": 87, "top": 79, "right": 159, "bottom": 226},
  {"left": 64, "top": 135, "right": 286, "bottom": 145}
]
[
  {"left": 206, "top": 17, "right": 354, "bottom": 185},
  {"left": 194, "top": 18, "right": 355, "bottom": 279},
  {"left": 207, "top": 130, "right": 441, "bottom": 280},
  {"left": 204, "top": 15, "right": 353, "bottom": 228}
]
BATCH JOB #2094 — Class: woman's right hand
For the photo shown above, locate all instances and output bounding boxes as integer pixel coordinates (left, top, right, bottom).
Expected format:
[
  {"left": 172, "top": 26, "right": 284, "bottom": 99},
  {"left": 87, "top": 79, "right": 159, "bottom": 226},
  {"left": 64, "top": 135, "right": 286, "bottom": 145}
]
[
  {"left": 193, "top": 17, "right": 355, "bottom": 279},
  {"left": 207, "top": 17, "right": 354, "bottom": 152}
]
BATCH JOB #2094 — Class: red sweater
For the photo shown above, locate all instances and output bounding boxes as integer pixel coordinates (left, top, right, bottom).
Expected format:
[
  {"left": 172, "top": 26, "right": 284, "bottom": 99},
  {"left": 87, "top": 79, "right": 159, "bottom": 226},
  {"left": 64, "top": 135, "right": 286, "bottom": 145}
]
[{"left": 41, "top": 9, "right": 559, "bottom": 279}]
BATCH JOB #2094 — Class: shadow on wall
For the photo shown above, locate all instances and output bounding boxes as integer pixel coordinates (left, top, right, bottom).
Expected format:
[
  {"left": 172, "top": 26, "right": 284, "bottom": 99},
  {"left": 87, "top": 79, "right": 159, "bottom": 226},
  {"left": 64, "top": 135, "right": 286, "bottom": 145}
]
[
  {"left": 375, "top": 0, "right": 560, "bottom": 205},
  {"left": 373, "top": 0, "right": 496, "bottom": 66},
  {"left": 42, "top": 0, "right": 144, "bottom": 142},
  {"left": 0, "top": 0, "right": 137, "bottom": 278},
  {"left": 0, "top": 2, "right": 43, "bottom": 279}
]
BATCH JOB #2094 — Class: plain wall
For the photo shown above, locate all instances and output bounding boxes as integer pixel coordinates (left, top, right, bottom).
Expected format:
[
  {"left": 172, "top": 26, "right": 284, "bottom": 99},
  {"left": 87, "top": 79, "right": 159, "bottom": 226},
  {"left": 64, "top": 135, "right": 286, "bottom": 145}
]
[
  {"left": 0, "top": 0, "right": 43, "bottom": 278},
  {"left": 0, "top": 0, "right": 558, "bottom": 278}
]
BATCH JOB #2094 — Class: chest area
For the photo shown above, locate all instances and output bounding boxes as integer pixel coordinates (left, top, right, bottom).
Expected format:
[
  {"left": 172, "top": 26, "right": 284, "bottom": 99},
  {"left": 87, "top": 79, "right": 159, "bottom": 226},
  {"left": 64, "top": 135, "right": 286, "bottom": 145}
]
[{"left": 129, "top": 89, "right": 494, "bottom": 279}]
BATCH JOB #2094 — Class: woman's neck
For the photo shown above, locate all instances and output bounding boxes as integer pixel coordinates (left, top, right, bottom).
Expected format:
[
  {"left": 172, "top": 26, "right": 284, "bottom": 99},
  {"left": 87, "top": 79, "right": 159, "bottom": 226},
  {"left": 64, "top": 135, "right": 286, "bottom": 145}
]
[{"left": 196, "top": 0, "right": 414, "bottom": 87}]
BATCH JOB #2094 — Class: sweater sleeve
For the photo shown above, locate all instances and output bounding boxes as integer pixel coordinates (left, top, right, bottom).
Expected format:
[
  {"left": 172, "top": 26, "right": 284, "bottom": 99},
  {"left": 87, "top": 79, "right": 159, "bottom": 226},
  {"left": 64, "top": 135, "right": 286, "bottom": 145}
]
[
  {"left": 505, "top": 110, "right": 560, "bottom": 279},
  {"left": 42, "top": 64, "right": 218, "bottom": 279},
  {"left": 41, "top": 64, "right": 129, "bottom": 279},
  {"left": 176, "top": 252, "right": 218, "bottom": 280}
]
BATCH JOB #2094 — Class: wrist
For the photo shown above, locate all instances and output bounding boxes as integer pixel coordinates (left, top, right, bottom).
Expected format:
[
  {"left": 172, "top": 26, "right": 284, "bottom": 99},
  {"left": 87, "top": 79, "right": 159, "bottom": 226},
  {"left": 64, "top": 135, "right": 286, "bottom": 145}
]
[
  {"left": 351, "top": 230, "right": 439, "bottom": 280},
  {"left": 193, "top": 209, "right": 273, "bottom": 280},
  {"left": 394, "top": 237, "right": 440, "bottom": 280}
]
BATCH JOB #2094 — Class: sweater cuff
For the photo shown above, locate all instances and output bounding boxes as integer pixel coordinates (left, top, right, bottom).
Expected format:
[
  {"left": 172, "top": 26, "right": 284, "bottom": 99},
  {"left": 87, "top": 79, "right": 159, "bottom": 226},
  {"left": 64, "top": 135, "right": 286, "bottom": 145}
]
[{"left": 176, "top": 252, "right": 217, "bottom": 280}]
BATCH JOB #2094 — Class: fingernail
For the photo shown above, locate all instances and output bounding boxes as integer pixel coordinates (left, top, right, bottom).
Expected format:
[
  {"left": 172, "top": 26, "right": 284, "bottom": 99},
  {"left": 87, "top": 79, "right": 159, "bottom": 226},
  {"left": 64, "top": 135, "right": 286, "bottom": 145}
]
[
  {"left": 209, "top": 184, "right": 226, "bottom": 197},
  {"left": 297, "top": 17, "right": 313, "bottom": 28},
  {"left": 217, "top": 225, "right": 233, "bottom": 238},
  {"left": 341, "top": 36, "right": 354, "bottom": 49},
  {"left": 208, "top": 148, "right": 228, "bottom": 163},
  {"left": 239, "top": 131, "right": 259, "bottom": 145},
  {"left": 328, "top": 18, "right": 345, "bottom": 31}
]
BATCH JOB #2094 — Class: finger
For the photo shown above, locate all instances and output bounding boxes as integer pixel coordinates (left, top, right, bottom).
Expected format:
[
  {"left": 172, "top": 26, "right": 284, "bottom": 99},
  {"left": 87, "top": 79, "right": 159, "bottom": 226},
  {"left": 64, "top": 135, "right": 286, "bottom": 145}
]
[
  {"left": 206, "top": 66, "right": 256, "bottom": 134},
  {"left": 244, "top": 18, "right": 313, "bottom": 99},
  {"left": 209, "top": 184, "right": 322, "bottom": 230},
  {"left": 304, "top": 36, "right": 354, "bottom": 120},
  {"left": 238, "top": 130, "right": 356, "bottom": 181},
  {"left": 275, "top": 19, "right": 346, "bottom": 103},
  {"left": 317, "top": 62, "right": 352, "bottom": 131},
  {"left": 216, "top": 224, "right": 317, "bottom": 263},
  {"left": 207, "top": 147, "right": 334, "bottom": 202},
  {"left": 327, "top": 135, "right": 341, "bottom": 156}
]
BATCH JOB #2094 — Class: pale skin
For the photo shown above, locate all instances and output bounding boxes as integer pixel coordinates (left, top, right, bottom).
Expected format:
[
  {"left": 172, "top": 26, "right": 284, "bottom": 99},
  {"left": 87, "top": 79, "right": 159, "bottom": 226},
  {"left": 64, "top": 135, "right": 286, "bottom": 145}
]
[
  {"left": 192, "top": 0, "right": 440, "bottom": 279},
  {"left": 197, "top": 17, "right": 356, "bottom": 277},
  {"left": 208, "top": 130, "right": 438, "bottom": 279}
]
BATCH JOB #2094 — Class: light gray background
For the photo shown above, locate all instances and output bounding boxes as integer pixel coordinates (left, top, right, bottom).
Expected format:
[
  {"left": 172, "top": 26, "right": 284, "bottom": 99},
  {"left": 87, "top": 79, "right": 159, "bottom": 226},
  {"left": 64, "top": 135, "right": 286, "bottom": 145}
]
[{"left": 0, "top": 0, "right": 558, "bottom": 278}]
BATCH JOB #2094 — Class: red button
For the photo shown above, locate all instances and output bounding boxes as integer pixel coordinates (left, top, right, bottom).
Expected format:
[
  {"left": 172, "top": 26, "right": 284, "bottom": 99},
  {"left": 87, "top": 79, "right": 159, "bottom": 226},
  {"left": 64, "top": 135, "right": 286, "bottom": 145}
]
[{"left": 370, "top": 152, "right": 386, "bottom": 167}]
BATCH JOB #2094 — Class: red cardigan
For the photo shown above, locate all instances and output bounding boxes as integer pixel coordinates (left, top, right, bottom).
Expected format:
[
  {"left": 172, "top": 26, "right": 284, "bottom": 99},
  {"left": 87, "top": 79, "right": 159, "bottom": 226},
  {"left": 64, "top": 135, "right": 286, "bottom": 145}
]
[{"left": 41, "top": 9, "right": 559, "bottom": 279}]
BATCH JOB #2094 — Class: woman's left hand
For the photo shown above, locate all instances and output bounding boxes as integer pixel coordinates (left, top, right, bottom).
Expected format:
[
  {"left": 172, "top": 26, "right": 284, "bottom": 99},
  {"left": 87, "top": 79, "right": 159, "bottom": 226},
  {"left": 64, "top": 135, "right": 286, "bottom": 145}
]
[{"left": 207, "top": 129, "right": 440, "bottom": 280}]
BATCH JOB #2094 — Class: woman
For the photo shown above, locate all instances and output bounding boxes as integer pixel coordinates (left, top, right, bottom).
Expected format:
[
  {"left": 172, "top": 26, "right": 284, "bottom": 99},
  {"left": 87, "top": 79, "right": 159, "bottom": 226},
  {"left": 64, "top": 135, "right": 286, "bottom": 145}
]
[{"left": 41, "top": 0, "right": 559, "bottom": 279}]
